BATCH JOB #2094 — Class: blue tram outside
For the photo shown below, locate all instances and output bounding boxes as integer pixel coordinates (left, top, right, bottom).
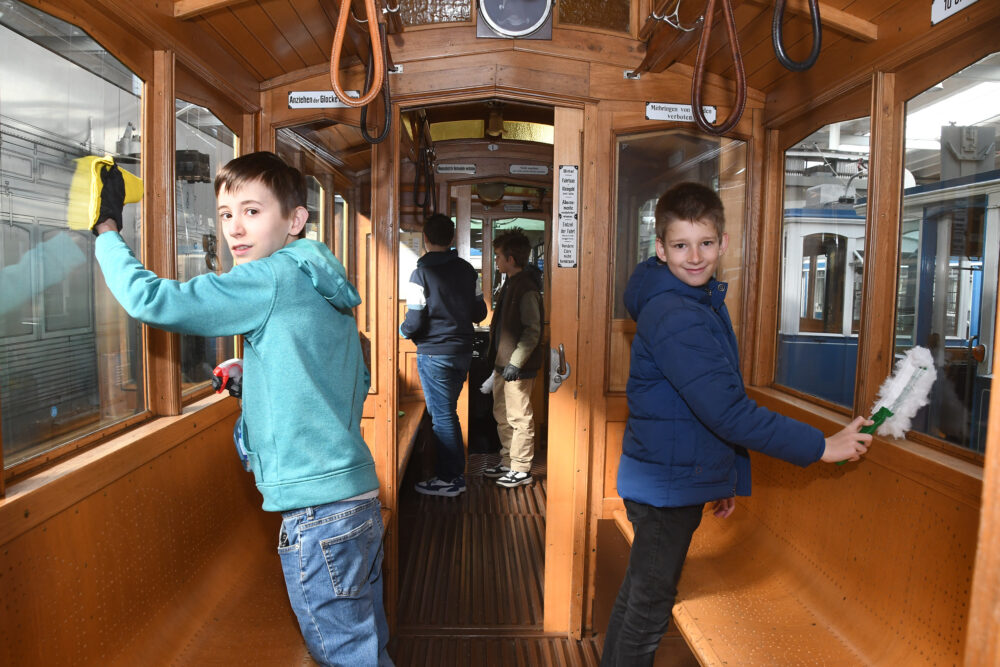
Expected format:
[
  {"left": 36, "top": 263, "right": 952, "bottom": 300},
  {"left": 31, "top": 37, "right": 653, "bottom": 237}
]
[{"left": 776, "top": 172, "right": 999, "bottom": 453}]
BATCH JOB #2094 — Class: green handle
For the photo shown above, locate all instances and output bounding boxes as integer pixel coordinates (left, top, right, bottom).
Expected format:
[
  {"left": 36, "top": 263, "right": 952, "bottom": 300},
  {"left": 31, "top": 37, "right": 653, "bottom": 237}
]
[{"left": 836, "top": 407, "right": 892, "bottom": 465}]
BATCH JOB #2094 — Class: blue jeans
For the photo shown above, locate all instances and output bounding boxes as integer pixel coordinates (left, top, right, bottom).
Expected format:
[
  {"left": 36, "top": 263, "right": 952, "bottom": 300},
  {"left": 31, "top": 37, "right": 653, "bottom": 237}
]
[
  {"left": 417, "top": 352, "right": 472, "bottom": 481},
  {"left": 601, "top": 500, "right": 704, "bottom": 667},
  {"left": 278, "top": 497, "right": 393, "bottom": 667}
]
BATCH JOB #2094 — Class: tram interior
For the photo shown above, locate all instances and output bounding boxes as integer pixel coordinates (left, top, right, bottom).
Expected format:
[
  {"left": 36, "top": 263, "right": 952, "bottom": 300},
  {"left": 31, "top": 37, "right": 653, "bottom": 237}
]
[{"left": 1, "top": 0, "right": 1000, "bottom": 665}]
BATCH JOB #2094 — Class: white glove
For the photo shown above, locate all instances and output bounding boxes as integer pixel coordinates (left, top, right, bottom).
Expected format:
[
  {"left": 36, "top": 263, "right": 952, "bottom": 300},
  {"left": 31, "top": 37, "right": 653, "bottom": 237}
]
[{"left": 480, "top": 373, "right": 495, "bottom": 394}]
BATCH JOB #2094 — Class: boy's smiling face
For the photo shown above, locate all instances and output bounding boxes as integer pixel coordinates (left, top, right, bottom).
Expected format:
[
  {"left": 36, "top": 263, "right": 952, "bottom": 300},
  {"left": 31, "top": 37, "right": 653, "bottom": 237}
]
[
  {"left": 655, "top": 218, "right": 729, "bottom": 287},
  {"left": 218, "top": 178, "right": 307, "bottom": 264}
]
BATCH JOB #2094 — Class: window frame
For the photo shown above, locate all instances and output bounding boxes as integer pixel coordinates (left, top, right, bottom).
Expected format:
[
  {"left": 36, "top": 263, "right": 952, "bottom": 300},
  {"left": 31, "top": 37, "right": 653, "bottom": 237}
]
[
  {"left": 756, "top": 33, "right": 1000, "bottom": 465},
  {"left": 0, "top": 11, "right": 256, "bottom": 485}
]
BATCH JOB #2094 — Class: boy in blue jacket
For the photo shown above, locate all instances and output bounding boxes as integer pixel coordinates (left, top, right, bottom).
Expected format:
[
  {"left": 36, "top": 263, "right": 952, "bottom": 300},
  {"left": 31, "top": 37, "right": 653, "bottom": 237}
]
[
  {"left": 93, "top": 152, "right": 391, "bottom": 667},
  {"left": 601, "top": 182, "right": 872, "bottom": 667}
]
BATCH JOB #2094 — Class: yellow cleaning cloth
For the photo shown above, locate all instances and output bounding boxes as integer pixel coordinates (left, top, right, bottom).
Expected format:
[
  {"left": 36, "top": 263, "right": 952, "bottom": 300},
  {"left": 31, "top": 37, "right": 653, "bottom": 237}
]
[{"left": 66, "top": 155, "right": 144, "bottom": 231}]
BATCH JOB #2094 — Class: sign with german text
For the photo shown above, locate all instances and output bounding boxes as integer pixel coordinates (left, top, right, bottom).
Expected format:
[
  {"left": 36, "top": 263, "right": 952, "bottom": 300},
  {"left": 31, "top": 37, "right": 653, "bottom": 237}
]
[
  {"left": 288, "top": 91, "right": 359, "bottom": 108},
  {"left": 557, "top": 165, "right": 578, "bottom": 268},
  {"left": 510, "top": 164, "right": 549, "bottom": 175},
  {"left": 436, "top": 164, "right": 477, "bottom": 174},
  {"left": 645, "top": 102, "right": 717, "bottom": 124}
]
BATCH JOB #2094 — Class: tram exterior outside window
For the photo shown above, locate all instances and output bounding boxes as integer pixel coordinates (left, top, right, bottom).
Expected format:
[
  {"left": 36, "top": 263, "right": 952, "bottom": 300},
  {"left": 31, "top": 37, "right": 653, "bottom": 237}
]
[
  {"left": 895, "top": 51, "right": 1000, "bottom": 455},
  {"left": 0, "top": 0, "right": 145, "bottom": 470},
  {"left": 175, "top": 101, "right": 237, "bottom": 395},
  {"left": 777, "top": 118, "right": 871, "bottom": 408}
]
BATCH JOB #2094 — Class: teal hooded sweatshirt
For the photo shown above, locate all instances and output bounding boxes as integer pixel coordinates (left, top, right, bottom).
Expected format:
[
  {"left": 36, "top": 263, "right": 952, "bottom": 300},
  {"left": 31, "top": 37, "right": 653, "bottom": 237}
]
[{"left": 96, "top": 232, "right": 378, "bottom": 511}]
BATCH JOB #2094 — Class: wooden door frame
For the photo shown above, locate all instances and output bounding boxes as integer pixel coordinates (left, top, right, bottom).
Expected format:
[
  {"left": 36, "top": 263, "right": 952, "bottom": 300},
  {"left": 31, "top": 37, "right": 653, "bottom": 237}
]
[{"left": 382, "top": 92, "right": 593, "bottom": 637}]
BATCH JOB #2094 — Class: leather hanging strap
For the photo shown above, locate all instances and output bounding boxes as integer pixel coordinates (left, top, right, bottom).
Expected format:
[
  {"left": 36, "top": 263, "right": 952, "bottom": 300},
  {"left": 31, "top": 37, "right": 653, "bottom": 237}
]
[
  {"left": 691, "top": 0, "right": 747, "bottom": 136},
  {"left": 330, "top": 0, "right": 384, "bottom": 108},
  {"left": 773, "top": 0, "right": 821, "bottom": 72}
]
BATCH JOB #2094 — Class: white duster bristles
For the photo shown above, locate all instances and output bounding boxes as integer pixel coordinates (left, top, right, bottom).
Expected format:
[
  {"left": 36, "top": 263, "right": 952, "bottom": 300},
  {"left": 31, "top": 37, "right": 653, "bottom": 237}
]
[{"left": 872, "top": 346, "right": 936, "bottom": 438}]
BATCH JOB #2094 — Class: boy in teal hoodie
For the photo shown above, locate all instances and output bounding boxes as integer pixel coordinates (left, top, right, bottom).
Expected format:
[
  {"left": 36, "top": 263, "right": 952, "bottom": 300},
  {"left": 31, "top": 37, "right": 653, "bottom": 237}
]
[{"left": 93, "top": 152, "right": 391, "bottom": 666}]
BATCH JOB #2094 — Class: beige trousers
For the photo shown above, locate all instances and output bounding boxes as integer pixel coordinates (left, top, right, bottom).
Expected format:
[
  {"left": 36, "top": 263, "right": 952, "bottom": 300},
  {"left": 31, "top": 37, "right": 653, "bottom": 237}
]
[{"left": 492, "top": 372, "right": 535, "bottom": 473}]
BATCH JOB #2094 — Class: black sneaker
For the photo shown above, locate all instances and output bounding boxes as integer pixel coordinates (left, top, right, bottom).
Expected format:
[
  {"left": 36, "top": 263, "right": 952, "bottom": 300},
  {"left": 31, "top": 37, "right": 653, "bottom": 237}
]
[
  {"left": 415, "top": 476, "right": 466, "bottom": 497},
  {"left": 482, "top": 464, "right": 510, "bottom": 479},
  {"left": 496, "top": 470, "right": 533, "bottom": 488}
]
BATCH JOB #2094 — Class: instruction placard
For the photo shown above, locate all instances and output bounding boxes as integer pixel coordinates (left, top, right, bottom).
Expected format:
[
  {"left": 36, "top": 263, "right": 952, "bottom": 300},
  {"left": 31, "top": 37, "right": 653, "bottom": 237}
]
[
  {"left": 645, "top": 102, "right": 717, "bottom": 124},
  {"left": 557, "top": 165, "right": 579, "bottom": 268},
  {"left": 288, "top": 90, "right": 359, "bottom": 108}
]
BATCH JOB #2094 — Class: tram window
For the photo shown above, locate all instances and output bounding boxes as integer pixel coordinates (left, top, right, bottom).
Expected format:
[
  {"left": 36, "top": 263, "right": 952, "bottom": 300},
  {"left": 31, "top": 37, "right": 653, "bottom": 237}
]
[
  {"left": 333, "top": 193, "right": 349, "bottom": 271},
  {"left": 776, "top": 118, "right": 870, "bottom": 408},
  {"left": 304, "top": 175, "right": 324, "bottom": 243},
  {"left": 1, "top": 0, "right": 145, "bottom": 469},
  {"left": 492, "top": 217, "right": 545, "bottom": 309},
  {"left": 175, "top": 100, "right": 237, "bottom": 395},
  {"left": 893, "top": 52, "right": 1000, "bottom": 454},
  {"left": 612, "top": 130, "right": 747, "bottom": 320}
]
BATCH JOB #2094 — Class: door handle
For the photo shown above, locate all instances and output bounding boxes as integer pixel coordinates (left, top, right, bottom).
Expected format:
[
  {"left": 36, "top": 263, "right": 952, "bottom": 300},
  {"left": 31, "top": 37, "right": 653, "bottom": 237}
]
[{"left": 549, "top": 343, "right": 571, "bottom": 393}]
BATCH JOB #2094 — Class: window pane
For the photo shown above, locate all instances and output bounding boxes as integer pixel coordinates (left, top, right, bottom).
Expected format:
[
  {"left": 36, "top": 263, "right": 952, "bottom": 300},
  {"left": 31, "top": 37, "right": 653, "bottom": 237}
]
[
  {"left": 175, "top": 101, "right": 237, "bottom": 394},
  {"left": 776, "top": 118, "right": 869, "bottom": 407},
  {"left": 1, "top": 0, "right": 145, "bottom": 468},
  {"left": 304, "top": 175, "right": 324, "bottom": 242},
  {"left": 895, "top": 52, "right": 1000, "bottom": 454},
  {"left": 613, "top": 131, "right": 747, "bottom": 320}
]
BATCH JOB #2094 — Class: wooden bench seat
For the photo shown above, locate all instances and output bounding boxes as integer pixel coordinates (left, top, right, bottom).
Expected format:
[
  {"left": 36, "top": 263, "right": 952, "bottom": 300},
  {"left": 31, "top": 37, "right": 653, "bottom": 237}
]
[{"left": 610, "top": 442, "right": 979, "bottom": 666}]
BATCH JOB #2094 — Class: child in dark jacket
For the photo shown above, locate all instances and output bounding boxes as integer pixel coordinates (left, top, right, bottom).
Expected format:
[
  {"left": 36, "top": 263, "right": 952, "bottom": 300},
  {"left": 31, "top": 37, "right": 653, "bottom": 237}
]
[
  {"left": 401, "top": 213, "right": 487, "bottom": 497},
  {"left": 601, "top": 182, "right": 873, "bottom": 667}
]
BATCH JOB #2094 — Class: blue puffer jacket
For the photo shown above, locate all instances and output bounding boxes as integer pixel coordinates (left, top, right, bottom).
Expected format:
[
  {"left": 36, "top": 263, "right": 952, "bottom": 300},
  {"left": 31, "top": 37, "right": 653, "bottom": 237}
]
[{"left": 618, "top": 257, "right": 825, "bottom": 508}]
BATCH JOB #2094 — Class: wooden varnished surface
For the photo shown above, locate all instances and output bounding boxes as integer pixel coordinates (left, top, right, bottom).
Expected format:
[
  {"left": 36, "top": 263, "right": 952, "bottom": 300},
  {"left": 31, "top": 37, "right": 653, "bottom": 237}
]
[{"left": 394, "top": 453, "right": 602, "bottom": 665}]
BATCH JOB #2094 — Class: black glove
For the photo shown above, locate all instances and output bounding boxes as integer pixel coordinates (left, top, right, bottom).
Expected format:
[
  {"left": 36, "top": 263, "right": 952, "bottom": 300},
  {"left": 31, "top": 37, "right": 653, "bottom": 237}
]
[
  {"left": 502, "top": 363, "right": 520, "bottom": 381},
  {"left": 97, "top": 162, "right": 126, "bottom": 235}
]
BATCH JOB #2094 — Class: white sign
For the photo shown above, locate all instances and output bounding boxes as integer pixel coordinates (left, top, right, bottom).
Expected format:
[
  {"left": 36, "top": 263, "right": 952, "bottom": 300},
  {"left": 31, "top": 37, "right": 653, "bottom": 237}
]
[
  {"left": 645, "top": 102, "right": 717, "bottom": 124},
  {"left": 557, "top": 165, "right": 579, "bottom": 268},
  {"left": 510, "top": 164, "right": 549, "bottom": 175},
  {"left": 288, "top": 90, "right": 359, "bottom": 109},
  {"left": 932, "top": 0, "right": 979, "bottom": 24},
  {"left": 436, "top": 163, "right": 477, "bottom": 174}
]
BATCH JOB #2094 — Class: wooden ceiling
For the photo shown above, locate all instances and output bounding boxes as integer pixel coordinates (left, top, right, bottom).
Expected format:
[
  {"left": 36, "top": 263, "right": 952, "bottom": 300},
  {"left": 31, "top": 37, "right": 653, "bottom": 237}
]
[
  {"left": 172, "top": 0, "right": 899, "bottom": 95},
  {"left": 168, "top": 0, "right": 910, "bottom": 173}
]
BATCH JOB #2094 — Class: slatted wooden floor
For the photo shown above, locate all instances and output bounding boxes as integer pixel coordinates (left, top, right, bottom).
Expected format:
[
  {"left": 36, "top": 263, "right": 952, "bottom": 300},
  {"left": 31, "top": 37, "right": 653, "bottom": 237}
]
[{"left": 394, "top": 453, "right": 602, "bottom": 666}]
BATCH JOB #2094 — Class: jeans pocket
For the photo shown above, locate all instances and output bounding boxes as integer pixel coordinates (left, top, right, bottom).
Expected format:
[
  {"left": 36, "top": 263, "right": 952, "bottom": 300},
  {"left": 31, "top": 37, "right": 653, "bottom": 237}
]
[{"left": 320, "top": 518, "right": 375, "bottom": 598}]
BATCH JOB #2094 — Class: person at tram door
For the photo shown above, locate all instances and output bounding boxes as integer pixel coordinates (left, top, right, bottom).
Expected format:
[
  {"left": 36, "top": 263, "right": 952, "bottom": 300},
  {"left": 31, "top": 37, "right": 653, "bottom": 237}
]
[
  {"left": 483, "top": 230, "right": 544, "bottom": 488},
  {"left": 400, "top": 213, "right": 488, "bottom": 497},
  {"left": 88, "top": 152, "right": 392, "bottom": 667},
  {"left": 601, "top": 182, "right": 874, "bottom": 667}
]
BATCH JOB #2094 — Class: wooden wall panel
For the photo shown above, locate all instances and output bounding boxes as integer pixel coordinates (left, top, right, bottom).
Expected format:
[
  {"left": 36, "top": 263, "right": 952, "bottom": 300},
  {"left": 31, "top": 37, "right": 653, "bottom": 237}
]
[
  {"left": 607, "top": 320, "right": 634, "bottom": 394},
  {"left": 0, "top": 397, "right": 249, "bottom": 666},
  {"left": 740, "top": 442, "right": 979, "bottom": 664},
  {"left": 966, "top": 299, "right": 1000, "bottom": 664},
  {"left": 543, "top": 107, "right": 585, "bottom": 635}
]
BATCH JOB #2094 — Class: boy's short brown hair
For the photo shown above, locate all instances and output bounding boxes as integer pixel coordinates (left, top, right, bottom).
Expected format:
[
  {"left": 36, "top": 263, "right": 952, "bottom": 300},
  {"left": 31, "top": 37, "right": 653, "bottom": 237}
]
[
  {"left": 215, "top": 152, "right": 309, "bottom": 236},
  {"left": 654, "top": 182, "right": 726, "bottom": 241},
  {"left": 494, "top": 229, "right": 531, "bottom": 268}
]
